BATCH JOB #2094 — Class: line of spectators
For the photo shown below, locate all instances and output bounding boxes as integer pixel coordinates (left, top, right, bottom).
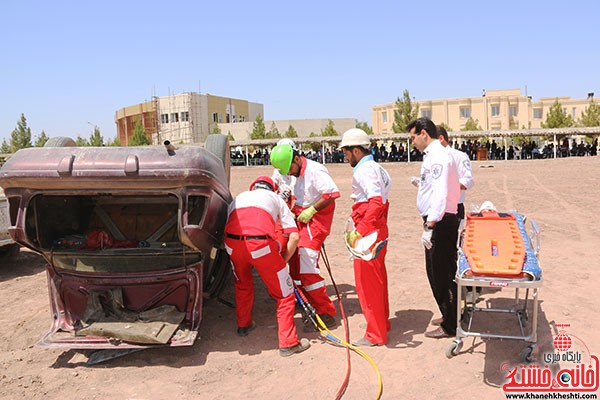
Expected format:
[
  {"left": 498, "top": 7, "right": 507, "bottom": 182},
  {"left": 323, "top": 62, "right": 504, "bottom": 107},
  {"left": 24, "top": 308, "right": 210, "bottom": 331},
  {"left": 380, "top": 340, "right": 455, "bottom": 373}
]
[{"left": 230, "top": 137, "right": 599, "bottom": 165}]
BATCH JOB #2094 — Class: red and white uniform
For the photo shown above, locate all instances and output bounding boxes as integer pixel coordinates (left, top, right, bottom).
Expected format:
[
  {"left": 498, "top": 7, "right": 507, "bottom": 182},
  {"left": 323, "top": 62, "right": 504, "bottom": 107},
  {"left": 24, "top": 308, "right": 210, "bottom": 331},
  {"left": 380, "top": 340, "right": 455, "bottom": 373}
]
[
  {"left": 350, "top": 155, "right": 391, "bottom": 345},
  {"left": 224, "top": 188, "right": 299, "bottom": 348},
  {"left": 288, "top": 157, "right": 340, "bottom": 316}
]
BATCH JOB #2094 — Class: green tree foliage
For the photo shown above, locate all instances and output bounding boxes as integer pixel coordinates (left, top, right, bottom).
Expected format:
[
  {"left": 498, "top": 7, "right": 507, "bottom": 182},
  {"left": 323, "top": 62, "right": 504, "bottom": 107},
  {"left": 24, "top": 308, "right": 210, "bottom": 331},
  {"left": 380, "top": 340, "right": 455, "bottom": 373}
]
[
  {"left": 266, "top": 122, "right": 281, "bottom": 139},
  {"left": 10, "top": 113, "right": 33, "bottom": 152},
  {"left": 250, "top": 114, "right": 266, "bottom": 139},
  {"left": 211, "top": 123, "right": 221, "bottom": 134},
  {"left": 89, "top": 126, "right": 104, "bottom": 147},
  {"left": 356, "top": 121, "right": 374, "bottom": 135},
  {"left": 1, "top": 140, "right": 10, "bottom": 153},
  {"left": 579, "top": 100, "right": 600, "bottom": 127},
  {"left": 34, "top": 130, "right": 49, "bottom": 147},
  {"left": 542, "top": 99, "right": 573, "bottom": 128},
  {"left": 129, "top": 121, "right": 151, "bottom": 146},
  {"left": 106, "top": 137, "right": 122, "bottom": 146},
  {"left": 284, "top": 125, "right": 298, "bottom": 138},
  {"left": 462, "top": 117, "right": 482, "bottom": 131},
  {"left": 321, "top": 120, "right": 338, "bottom": 136},
  {"left": 227, "top": 131, "right": 235, "bottom": 141},
  {"left": 75, "top": 135, "right": 89, "bottom": 146},
  {"left": 392, "top": 89, "right": 420, "bottom": 133}
]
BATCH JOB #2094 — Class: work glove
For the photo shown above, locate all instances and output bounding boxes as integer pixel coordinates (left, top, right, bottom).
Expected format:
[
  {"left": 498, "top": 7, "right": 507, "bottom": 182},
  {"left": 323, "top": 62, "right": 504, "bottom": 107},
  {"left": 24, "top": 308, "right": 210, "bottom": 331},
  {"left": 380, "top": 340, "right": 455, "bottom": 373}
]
[
  {"left": 410, "top": 176, "right": 421, "bottom": 187},
  {"left": 345, "top": 230, "right": 362, "bottom": 248},
  {"left": 421, "top": 227, "right": 433, "bottom": 250},
  {"left": 297, "top": 206, "right": 318, "bottom": 223}
]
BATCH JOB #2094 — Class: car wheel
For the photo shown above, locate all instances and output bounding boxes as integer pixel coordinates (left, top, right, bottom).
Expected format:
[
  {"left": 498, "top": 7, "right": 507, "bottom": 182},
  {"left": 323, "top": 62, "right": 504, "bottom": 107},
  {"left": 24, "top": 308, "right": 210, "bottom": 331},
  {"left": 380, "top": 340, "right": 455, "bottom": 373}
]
[{"left": 205, "top": 134, "right": 230, "bottom": 187}]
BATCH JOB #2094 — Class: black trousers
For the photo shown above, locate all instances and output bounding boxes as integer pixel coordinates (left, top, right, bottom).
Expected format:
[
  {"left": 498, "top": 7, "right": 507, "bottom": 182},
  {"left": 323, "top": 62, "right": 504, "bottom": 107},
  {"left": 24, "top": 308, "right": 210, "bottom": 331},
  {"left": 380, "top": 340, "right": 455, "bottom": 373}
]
[{"left": 424, "top": 213, "right": 459, "bottom": 335}]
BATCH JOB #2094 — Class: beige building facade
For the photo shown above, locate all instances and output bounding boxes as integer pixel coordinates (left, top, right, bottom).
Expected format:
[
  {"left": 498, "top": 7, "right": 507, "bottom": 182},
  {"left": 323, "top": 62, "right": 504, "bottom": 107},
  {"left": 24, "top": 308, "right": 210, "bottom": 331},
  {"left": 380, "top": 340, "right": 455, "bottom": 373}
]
[
  {"left": 115, "top": 93, "right": 264, "bottom": 145},
  {"left": 220, "top": 118, "right": 357, "bottom": 142},
  {"left": 372, "top": 89, "right": 596, "bottom": 134}
]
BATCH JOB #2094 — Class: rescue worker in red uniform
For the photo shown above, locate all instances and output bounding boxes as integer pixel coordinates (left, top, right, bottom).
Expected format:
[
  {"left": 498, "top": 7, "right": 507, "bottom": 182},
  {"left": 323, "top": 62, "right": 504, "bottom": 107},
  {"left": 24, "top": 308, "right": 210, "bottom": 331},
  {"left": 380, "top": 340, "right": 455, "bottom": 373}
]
[
  {"left": 224, "top": 176, "right": 310, "bottom": 357},
  {"left": 270, "top": 144, "right": 340, "bottom": 328},
  {"left": 340, "top": 128, "right": 392, "bottom": 346}
]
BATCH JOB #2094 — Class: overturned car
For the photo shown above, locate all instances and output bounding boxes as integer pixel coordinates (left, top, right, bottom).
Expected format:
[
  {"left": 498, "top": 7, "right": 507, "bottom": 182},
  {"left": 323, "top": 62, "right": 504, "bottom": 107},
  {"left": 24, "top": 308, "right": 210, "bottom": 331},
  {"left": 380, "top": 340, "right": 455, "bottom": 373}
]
[{"left": 0, "top": 135, "right": 232, "bottom": 349}]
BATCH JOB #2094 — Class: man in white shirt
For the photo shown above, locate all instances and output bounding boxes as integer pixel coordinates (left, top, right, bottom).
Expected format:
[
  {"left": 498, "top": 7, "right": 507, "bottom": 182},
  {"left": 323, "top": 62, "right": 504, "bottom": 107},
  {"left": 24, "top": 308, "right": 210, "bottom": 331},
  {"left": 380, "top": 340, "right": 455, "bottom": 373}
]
[
  {"left": 407, "top": 118, "right": 460, "bottom": 339},
  {"left": 271, "top": 144, "right": 340, "bottom": 328},
  {"left": 340, "top": 128, "right": 392, "bottom": 347}
]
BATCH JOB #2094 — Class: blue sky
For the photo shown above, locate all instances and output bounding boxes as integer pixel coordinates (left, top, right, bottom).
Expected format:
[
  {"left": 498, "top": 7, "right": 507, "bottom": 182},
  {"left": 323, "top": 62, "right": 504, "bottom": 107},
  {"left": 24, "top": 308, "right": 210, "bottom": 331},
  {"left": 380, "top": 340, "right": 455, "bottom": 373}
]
[{"left": 1, "top": 0, "right": 598, "bottom": 143}]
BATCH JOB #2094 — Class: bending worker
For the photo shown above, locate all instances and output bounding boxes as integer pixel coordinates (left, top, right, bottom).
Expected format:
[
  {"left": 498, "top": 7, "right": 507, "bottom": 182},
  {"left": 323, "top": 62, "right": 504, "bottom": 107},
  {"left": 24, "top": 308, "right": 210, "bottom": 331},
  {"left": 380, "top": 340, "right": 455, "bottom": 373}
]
[
  {"left": 224, "top": 176, "right": 310, "bottom": 357},
  {"left": 270, "top": 143, "right": 340, "bottom": 328},
  {"left": 340, "top": 128, "right": 392, "bottom": 347},
  {"left": 407, "top": 117, "right": 460, "bottom": 339}
]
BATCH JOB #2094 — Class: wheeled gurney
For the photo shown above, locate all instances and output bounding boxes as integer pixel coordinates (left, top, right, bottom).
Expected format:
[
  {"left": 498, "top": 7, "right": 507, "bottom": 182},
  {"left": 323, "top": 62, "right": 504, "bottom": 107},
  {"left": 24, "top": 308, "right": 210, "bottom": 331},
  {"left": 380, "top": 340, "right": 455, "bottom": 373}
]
[{"left": 446, "top": 206, "right": 542, "bottom": 362}]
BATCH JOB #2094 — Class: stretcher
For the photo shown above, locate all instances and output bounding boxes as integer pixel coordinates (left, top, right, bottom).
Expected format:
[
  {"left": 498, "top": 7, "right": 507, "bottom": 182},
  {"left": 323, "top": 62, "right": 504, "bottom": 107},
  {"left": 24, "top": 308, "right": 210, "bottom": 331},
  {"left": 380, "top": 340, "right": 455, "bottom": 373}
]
[{"left": 447, "top": 204, "right": 542, "bottom": 362}]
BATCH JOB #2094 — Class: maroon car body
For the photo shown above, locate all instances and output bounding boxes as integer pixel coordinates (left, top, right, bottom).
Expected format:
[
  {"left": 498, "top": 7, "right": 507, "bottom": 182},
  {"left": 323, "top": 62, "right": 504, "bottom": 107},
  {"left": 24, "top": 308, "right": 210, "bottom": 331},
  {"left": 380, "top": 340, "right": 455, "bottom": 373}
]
[{"left": 0, "top": 142, "right": 232, "bottom": 349}]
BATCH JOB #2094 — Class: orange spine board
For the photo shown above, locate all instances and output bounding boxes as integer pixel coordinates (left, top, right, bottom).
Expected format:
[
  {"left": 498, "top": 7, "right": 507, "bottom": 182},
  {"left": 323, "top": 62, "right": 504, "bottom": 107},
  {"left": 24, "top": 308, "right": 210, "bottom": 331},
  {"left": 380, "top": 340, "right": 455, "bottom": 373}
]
[{"left": 462, "top": 211, "right": 526, "bottom": 276}]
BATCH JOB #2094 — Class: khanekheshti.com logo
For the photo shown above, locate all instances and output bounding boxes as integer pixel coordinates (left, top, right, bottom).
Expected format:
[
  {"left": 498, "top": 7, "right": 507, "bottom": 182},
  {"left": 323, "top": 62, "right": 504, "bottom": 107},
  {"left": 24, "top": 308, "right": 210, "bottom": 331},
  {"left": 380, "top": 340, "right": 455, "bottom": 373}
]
[{"left": 502, "top": 324, "right": 599, "bottom": 396}]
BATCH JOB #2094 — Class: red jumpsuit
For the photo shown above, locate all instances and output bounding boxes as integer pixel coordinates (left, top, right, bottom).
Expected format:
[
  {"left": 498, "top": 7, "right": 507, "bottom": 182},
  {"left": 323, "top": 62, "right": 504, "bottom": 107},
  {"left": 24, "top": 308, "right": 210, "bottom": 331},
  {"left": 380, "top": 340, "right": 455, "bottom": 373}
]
[
  {"left": 350, "top": 155, "right": 392, "bottom": 345},
  {"left": 288, "top": 157, "right": 340, "bottom": 317},
  {"left": 224, "top": 188, "right": 299, "bottom": 349}
]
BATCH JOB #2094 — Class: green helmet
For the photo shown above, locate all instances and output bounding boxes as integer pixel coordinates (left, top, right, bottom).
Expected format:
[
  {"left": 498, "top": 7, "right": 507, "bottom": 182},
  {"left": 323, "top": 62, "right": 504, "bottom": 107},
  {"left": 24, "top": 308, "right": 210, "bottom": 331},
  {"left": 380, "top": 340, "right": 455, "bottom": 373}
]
[{"left": 270, "top": 144, "right": 294, "bottom": 175}]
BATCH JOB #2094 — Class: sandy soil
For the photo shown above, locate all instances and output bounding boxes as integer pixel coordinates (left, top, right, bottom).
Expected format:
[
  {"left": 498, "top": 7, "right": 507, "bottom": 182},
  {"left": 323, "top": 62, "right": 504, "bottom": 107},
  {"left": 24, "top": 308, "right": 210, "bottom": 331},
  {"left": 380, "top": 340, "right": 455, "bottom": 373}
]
[{"left": 1, "top": 156, "right": 599, "bottom": 400}]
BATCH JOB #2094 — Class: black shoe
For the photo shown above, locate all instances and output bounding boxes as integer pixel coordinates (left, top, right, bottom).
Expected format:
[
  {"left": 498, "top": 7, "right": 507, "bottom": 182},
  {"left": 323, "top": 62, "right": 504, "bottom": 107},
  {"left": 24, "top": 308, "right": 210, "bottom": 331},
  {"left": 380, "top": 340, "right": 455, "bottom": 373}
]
[
  {"left": 279, "top": 338, "right": 311, "bottom": 357},
  {"left": 236, "top": 321, "right": 256, "bottom": 337}
]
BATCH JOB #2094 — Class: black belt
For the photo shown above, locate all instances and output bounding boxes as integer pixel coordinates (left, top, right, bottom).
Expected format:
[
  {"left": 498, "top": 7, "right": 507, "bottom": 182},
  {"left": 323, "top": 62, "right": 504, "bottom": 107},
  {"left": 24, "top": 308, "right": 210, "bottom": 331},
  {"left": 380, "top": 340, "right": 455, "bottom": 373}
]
[{"left": 226, "top": 233, "right": 269, "bottom": 241}]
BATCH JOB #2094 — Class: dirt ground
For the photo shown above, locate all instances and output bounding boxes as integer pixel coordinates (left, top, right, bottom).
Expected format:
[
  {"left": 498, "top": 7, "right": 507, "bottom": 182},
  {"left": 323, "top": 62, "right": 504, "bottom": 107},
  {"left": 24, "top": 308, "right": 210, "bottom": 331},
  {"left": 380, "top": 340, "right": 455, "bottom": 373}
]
[{"left": 1, "top": 156, "right": 599, "bottom": 399}]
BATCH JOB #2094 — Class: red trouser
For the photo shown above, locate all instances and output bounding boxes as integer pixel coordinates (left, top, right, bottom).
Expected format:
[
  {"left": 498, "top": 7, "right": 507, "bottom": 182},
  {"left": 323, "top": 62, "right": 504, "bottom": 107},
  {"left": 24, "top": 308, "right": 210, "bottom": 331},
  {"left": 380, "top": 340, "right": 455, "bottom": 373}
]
[
  {"left": 224, "top": 237, "right": 299, "bottom": 348},
  {"left": 287, "top": 205, "right": 337, "bottom": 316},
  {"left": 354, "top": 246, "right": 390, "bottom": 344}
]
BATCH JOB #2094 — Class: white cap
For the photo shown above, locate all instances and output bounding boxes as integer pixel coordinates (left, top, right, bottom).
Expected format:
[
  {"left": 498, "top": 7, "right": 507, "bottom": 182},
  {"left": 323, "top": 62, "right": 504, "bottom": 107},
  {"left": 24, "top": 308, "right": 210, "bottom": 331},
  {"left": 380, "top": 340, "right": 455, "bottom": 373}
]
[
  {"left": 340, "top": 128, "right": 371, "bottom": 149},
  {"left": 277, "top": 138, "right": 297, "bottom": 150}
]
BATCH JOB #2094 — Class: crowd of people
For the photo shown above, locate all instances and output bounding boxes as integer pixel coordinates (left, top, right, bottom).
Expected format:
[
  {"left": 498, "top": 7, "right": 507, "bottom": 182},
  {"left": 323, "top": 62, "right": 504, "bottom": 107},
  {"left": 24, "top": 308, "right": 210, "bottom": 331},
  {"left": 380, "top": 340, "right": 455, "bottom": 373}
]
[
  {"left": 224, "top": 117, "right": 477, "bottom": 357},
  {"left": 230, "top": 136, "right": 599, "bottom": 166}
]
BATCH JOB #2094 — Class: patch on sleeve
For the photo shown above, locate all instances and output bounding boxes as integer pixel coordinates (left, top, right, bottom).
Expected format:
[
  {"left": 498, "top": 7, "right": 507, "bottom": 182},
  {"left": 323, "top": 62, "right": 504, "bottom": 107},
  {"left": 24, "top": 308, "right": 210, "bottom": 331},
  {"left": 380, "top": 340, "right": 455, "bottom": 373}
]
[
  {"left": 431, "top": 164, "right": 443, "bottom": 179},
  {"left": 463, "top": 159, "right": 472, "bottom": 171}
]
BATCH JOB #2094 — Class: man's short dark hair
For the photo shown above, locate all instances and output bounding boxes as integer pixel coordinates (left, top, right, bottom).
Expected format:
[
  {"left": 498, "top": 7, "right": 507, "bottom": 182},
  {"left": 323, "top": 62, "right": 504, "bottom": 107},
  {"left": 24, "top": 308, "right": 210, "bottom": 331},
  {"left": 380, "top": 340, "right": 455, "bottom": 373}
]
[
  {"left": 436, "top": 125, "right": 449, "bottom": 142},
  {"left": 346, "top": 145, "right": 371, "bottom": 155},
  {"left": 406, "top": 117, "right": 438, "bottom": 139}
]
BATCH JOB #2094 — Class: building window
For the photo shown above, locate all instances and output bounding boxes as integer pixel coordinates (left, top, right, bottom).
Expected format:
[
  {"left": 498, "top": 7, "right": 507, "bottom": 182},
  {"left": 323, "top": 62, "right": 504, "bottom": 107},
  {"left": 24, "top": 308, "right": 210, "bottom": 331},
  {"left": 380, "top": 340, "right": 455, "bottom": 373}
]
[
  {"left": 219, "top": 114, "right": 222, "bottom": 123},
  {"left": 533, "top": 109, "right": 542, "bottom": 119},
  {"left": 170, "top": 113, "right": 179, "bottom": 123},
  {"left": 161, "top": 114, "right": 169, "bottom": 124},
  {"left": 382, "top": 112, "right": 387, "bottom": 123},
  {"left": 509, "top": 106, "right": 518, "bottom": 117},
  {"left": 421, "top": 109, "right": 432, "bottom": 119},
  {"left": 460, "top": 107, "right": 471, "bottom": 119},
  {"left": 572, "top": 107, "right": 577, "bottom": 118},
  {"left": 491, "top": 105, "right": 500, "bottom": 117},
  {"left": 212, "top": 112, "right": 218, "bottom": 123},
  {"left": 180, "top": 111, "right": 189, "bottom": 122}
]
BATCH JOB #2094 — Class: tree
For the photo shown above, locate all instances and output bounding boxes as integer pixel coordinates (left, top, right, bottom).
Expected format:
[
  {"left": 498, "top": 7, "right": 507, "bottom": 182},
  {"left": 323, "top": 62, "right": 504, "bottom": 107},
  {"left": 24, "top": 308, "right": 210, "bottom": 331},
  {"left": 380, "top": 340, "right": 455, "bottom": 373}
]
[
  {"left": 462, "top": 117, "right": 482, "bottom": 131},
  {"left": 266, "top": 122, "right": 281, "bottom": 139},
  {"left": 392, "top": 89, "right": 420, "bottom": 133},
  {"left": 106, "top": 137, "right": 122, "bottom": 146},
  {"left": 579, "top": 100, "right": 600, "bottom": 127},
  {"left": 34, "top": 130, "right": 49, "bottom": 147},
  {"left": 10, "top": 113, "right": 33, "bottom": 152},
  {"left": 284, "top": 125, "right": 298, "bottom": 138},
  {"left": 129, "top": 120, "right": 151, "bottom": 146},
  {"left": 211, "top": 123, "right": 221, "bottom": 134},
  {"left": 75, "top": 135, "right": 89, "bottom": 146},
  {"left": 1, "top": 139, "right": 10, "bottom": 153},
  {"left": 542, "top": 99, "right": 573, "bottom": 128},
  {"left": 356, "top": 121, "right": 374, "bottom": 135},
  {"left": 321, "top": 120, "right": 338, "bottom": 136},
  {"left": 227, "top": 131, "right": 235, "bottom": 141},
  {"left": 89, "top": 126, "right": 104, "bottom": 147},
  {"left": 250, "top": 114, "right": 266, "bottom": 139}
]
